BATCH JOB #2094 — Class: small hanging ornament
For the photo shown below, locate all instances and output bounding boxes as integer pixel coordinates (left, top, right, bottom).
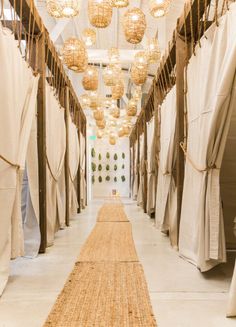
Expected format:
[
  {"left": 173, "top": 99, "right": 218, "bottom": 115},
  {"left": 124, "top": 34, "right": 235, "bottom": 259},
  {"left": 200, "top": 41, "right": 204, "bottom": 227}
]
[
  {"left": 146, "top": 37, "right": 161, "bottom": 63},
  {"left": 111, "top": 80, "right": 124, "bottom": 100},
  {"left": 122, "top": 7, "right": 146, "bottom": 44},
  {"left": 109, "top": 133, "right": 117, "bottom": 145},
  {"left": 89, "top": 91, "right": 102, "bottom": 110},
  {"left": 62, "top": 37, "right": 88, "bottom": 72},
  {"left": 46, "top": 0, "right": 80, "bottom": 18},
  {"left": 123, "top": 123, "right": 131, "bottom": 135},
  {"left": 110, "top": 0, "right": 129, "bottom": 8},
  {"left": 131, "top": 64, "right": 148, "bottom": 85},
  {"left": 88, "top": 0, "right": 113, "bottom": 28},
  {"left": 127, "top": 98, "right": 137, "bottom": 116},
  {"left": 134, "top": 51, "right": 148, "bottom": 69},
  {"left": 149, "top": 0, "right": 171, "bottom": 18},
  {"left": 79, "top": 93, "right": 91, "bottom": 108},
  {"left": 118, "top": 127, "right": 125, "bottom": 137},
  {"left": 93, "top": 109, "right": 104, "bottom": 121},
  {"left": 82, "top": 28, "right": 96, "bottom": 46},
  {"left": 112, "top": 106, "right": 120, "bottom": 119},
  {"left": 97, "top": 129, "right": 103, "bottom": 138},
  {"left": 97, "top": 119, "right": 106, "bottom": 129},
  {"left": 103, "top": 64, "right": 121, "bottom": 86},
  {"left": 82, "top": 66, "right": 99, "bottom": 91}
]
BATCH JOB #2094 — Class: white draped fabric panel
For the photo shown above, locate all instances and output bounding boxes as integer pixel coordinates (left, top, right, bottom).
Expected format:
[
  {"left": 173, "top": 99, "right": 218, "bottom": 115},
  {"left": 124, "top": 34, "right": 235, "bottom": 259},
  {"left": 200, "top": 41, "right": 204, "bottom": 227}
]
[
  {"left": 46, "top": 83, "right": 66, "bottom": 246},
  {"left": 132, "top": 141, "right": 138, "bottom": 200},
  {"left": 137, "top": 134, "right": 144, "bottom": 207},
  {"left": 68, "top": 116, "right": 80, "bottom": 217},
  {"left": 179, "top": 4, "right": 236, "bottom": 272},
  {"left": 0, "top": 24, "right": 39, "bottom": 295},
  {"left": 22, "top": 115, "right": 40, "bottom": 258},
  {"left": 155, "top": 87, "right": 178, "bottom": 248},
  {"left": 80, "top": 132, "right": 86, "bottom": 209},
  {"left": 147, "top": 117, "right": 156, "bottom": 215}
]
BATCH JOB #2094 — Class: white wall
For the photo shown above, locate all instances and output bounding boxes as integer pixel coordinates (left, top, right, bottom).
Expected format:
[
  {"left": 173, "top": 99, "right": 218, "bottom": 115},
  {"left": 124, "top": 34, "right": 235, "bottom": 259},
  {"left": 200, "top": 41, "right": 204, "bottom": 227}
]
[{"left": 89, "top": 137, "right": 130, "bottom": 198}]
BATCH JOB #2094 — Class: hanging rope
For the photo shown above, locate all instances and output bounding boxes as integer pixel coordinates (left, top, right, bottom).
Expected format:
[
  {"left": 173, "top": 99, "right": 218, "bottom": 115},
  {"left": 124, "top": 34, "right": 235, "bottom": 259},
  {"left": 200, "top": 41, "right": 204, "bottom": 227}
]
[{"left": 0, "top": 154, "right": 20, "bottom": 170}]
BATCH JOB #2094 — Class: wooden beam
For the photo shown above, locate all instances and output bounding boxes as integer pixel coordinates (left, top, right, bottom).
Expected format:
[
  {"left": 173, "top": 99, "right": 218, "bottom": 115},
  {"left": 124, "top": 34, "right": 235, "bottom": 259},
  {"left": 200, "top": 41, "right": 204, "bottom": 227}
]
[
  {"left": 65, "top": 87, "right": 70, "bottom": 226},
  {"left": 37, "top": 30, "right": 47, "bottom": 253}
]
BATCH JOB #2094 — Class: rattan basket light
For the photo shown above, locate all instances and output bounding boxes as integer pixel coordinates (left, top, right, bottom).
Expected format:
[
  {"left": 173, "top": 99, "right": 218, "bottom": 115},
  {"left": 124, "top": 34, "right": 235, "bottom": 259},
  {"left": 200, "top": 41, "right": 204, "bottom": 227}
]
[
  {"left": 82, "top": 28, "right": 96, "bottom": 46},
  {"left": 127, "top": 98, "right": 137, "bottom": 116},
  {"left": 149, "top": 0, "right": 171, "bottom": 18},
  {"left": 79, "top": 93, "right": 91, "bottom": 108},
  {"left": 146, "top": 37, "right": 161, "bottom": 63},
  {"left": 63, "top": 38, "right": 88, "bottom": 72},
  {"left": 109, "top": 134, "right": 117, "bottom": 145},
  {"left": 88, "top": 0, "right": 113, "bottom": 28},
  {"left": 110, "top": 0, "right": 129, "bottom": 8},
  {"left": 111, "top": 80, "right": 124, "bottom": 100},
  {"left": 118, "top": 127, "right": 125, "bottom": 137},
  {"left": 96, "top": 119, "right": 106, "bottom": 129},
  {"left": 103, "top": 65, "right": 121, "bottom": 86},
  {"left": 123, "top": 124, "right": 131, "bottom": 135},
  {"left": 112, "top": 107, "right": 120, "bottom": 119},
  {"left": 89, "top": 92, "right": 102, "bottom": 110},
  {"left": 134, "top": 51, "right": 148, "bottom": 69},
  {"left": 122, "top": 7, "right": 146, "bottom": 44},
  {"left": 46, "top": 0, "right": 80, "bottom": 18},
  {"left": 131, "top": 64, "right": 148, "bottom": 85},
  {"left": 93, "top": 109, "right": 104, "bottom": 121},
  {"left": 82, "top": 66, "right": 99, "bottom": 91},
  {"left": 108, "top": 47, "right": 120, "bottom": 65},
  {"left": 97, "top": 129, "right": 103, "bottom": 138}
]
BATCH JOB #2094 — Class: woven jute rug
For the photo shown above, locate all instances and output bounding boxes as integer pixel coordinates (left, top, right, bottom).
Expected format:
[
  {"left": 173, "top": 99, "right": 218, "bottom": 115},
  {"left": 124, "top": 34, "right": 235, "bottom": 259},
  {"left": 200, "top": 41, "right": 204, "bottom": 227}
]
[
  {"left": 78, "top": 222, "right": 138, "bottom": 262},
  {"left": 44, "top": 262, "right": 157, "bottom": 327},
  {"left": 97, "top": 204, "right": 129, "bottom": 222}
]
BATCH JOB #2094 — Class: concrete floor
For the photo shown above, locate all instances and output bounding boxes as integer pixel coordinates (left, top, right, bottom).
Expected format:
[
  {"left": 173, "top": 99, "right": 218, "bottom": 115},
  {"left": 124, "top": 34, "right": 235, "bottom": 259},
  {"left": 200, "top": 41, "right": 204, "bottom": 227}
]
[{"left": 0, "top": 199, "right": 235, "bottom": 327}]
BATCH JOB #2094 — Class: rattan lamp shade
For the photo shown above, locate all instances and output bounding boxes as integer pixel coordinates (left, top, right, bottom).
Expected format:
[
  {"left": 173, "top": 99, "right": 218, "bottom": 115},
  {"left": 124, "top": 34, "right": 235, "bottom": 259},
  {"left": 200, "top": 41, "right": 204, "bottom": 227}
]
[
  {"left": 110, "top": 0, "right": 129, "bottom": 8},
  {"left": 134, "top": 51, "right": 148, "bottom": 69},
  {"left": 79, "top": 93, "right": 91, "bottom": 108},
  {"left": 46, "top": 0, "right": 80, "bottom": 18},
  {"left": 108, "top": 47, "right": 120, "bottom": 65},
  {"left": 97, "top": 129, "right": 103, "bottom": 138},
  {"left": 82, "top": 28, "right": 96, "bottom": 46},
  {"left": 131, "top": 64, "right": 148, "bottom": 85},
  {"left": 122, "top": 7, "right": 146, "bottom": 44},
  {"left": 109, "top": 134, "right": 116, "bottom": 145},
  {"left": 146, "top": 37, "right": 161, "bottom": 63},
  {"left": 112, "top": 107, "right": 120, "bottom": 118},
  {"left": 82, "top": 66, "right": 98, "bottom": 91},
  {"left": 89, "top": 92, "right": 102, "bottom": 109},
  {"left": 127, "top": 98, "right": 137, "bottom": 116},
  {"left": 63, "top": 38, "right": 88, "bottom": 72},
  {"left": 118, "top": 127, "right": 125, "bottom": 137},
  {"left": 111, "top": 80, "right": 124, "bottom": 100},
  {"left": 149, "top": 0, "right": 171, "bottom": 18},
  {"left": 88, "top": 0, "right": 113, "bottom": 28},
  {"left": 103, "top": 65, "right": 121, "bottom": 86},
  {"left": 96, "top": 119, "right": 106, "bottom": 129},
  {"left": 93, "top": 109, "right": 104, "bottom": 121}
]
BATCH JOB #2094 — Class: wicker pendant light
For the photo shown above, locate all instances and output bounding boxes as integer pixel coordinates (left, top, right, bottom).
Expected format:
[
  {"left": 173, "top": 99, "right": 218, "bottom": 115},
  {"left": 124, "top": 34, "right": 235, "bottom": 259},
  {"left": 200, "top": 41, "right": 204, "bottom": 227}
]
[
  {"left": 134, "top": 51, "right": 148, "bottom": 69},
  {"left": 110, "top": 0, "right": 129, "bottom": 8},
  {"left": 79, "top": 93, "right": 91, "bottom": 108},
  {"left": 131, "top": 64, "right": 148, "bottom": 85},
  {"left": 118, "top": 127, "right": 125, "bottom": 137},
  {"left": 109, "top": 133, "right": 117, "bottom": 145},
  {"left": 146, "top": 37, "right": 161, "bottom": 63},
  {"left": 108, "top": 47, "right": 120, "bottom": 65},
  {"left": 127, "top": 98, "right": 137, "bottom": 116},
  {"left": 82, "top": 66, "right": 98, "bottom": 91},
  {"left": 46, "top": 0, "right": 80, "bottom": 18},
  {"left": 89, "top": 91, "right": 102, "bottom": 110},
  {"left": 97, "top": 119, "right": 106, "bottom": 129},
  {"left": 103, "top": 64, "right": 121, "bottom": 86},
  {"left": 97, "top": 129, "right": 103, "bottom": 138},
  {"left": 123, "top": 123, "right": 131, "bottom": 135},
  {"left": 122, "top": 7, "right": 146, "bottom": 44},
  {"left": 149, "top": 0, "right": 171, "bottom": 18},
  {"left": 63, "top": 38, "right": 88, "bottom": 72},
  {"left": 93, "top": 109, "right": 104, "bottom": 121},
  {"left": 112, "top": 106, "right": 120, "bottom": 119},
  {"left": 88, "top": 0, "right": 113, "bottom": 28},
  {"left": 82, "top": 28, "right": 96, "bottom": 46},
  {"left": 111, "top": 80, "right": 124, "bottom": 100}
]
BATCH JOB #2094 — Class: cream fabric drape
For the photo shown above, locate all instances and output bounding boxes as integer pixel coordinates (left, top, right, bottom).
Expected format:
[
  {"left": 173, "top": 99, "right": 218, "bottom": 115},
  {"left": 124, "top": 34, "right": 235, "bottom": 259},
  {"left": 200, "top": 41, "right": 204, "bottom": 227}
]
[
  {"left": 22, "top": 115, "right": 40, "bottom": 258},
  {"left": 155, "top": 87, "right": 177, "bottom": 248},
  {"left": 147, "top": 118, "right": 156, "bottom": 216},
  {"left": 179, "top": 4, "right": 236, "bottom": 272},
  {"left": 227, "top": 259, "right": 236, "bottom": 317},
  {"left": 0, "top": 24, "right": 39, "bottom": 295},
  {"left": 137, "top": 134, "right": 144, "bottom": 207},
  {"left": 80, "top": 132, "right": 86, "bottom": 209},
  {"left": 68, "top": 116, "right": 80, "bottom": 217},
  {"left": 132, "top": 141, "right": 138, "bottom": 200},
  {"left": 46, "top": 82, "right": 66, "bottom": 246}
]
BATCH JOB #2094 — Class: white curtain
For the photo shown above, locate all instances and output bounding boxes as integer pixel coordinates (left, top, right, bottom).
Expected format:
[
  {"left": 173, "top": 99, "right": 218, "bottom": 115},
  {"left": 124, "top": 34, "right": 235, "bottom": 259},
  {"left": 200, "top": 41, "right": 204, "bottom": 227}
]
[
  {"left": 132, "top": 141, "right": 138, "bottom": 200},
  {"left": 179, "top": 3, "right": 236, "bottom": 272},
  {"left": 147, "top": 118, "right": 156, "bottom": 216},
  {"left": 137, "top": 133, "right": 144, "bottom": 207},
  {"left": 68, "top": 116, "right": 80, "bottom": 217},
  {"left": 155, "top": 86, "right": 178, "bottom": 248},
  {"left": 80, "top": 132, "right": 86, "bottom": 209},
  {"left": 46, "top": 82, "right": 66, "bottom": 246},
  {"left": 21, "top": 115, "right": 40, "bottom": 258},
  {"left": 0, "top": 24, "right": 39, "bottom": 295}
]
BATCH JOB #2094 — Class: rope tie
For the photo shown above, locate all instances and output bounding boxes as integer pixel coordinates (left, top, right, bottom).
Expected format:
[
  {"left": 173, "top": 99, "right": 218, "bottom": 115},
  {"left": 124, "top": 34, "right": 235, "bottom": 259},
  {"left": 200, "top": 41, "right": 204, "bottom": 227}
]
[
  {"left": 0, "top": 154, "right": 20, "bottom": 170},
  {"left": 180, "top": 142, "right": 219, "bottom": 172}
]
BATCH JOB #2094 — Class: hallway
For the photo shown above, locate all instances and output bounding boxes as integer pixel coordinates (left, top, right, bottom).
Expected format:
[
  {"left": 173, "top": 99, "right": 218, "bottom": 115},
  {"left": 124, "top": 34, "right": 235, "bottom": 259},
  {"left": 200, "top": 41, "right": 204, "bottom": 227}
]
[{"left": 0, "top": 199, "right": 235, "bottom": 327}]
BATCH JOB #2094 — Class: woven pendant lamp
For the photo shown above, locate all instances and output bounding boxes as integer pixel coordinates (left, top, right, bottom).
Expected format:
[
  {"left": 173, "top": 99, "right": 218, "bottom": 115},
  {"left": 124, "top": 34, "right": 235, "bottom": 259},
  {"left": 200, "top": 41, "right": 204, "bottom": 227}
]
[
  {"left": 97, "top": 119, "right": 106, "bottom": 129},
  {"left": 127, "top": 98, "right": 137, "bottom": 116},
  {"left": 93, "top": 109, "right": 104, "bottom": 121},
  {"left": 88, "top": 0, "right": 113, "bottom": 28},
  {"left": 82, "top": 66, "right": 98, "bottom": 91},
  {"left": 131, "top": 64, "right": 148, "bottom": 85},
  {"left": 46, "top": 0, "right": 80, "bottom": 18},
  {"left": 149, "top": 0, "right": 171, "bottom": 18},
  {"left": 134, "top": 51, "right": 148, "bottom": 69},
  {"left": 79, "top": 93, "right": 91, "bottom": 108},
  {"left": 103, "top": 64, "right": 121, "bottom": 86},
  {"left": 82, "top": 28, "right": 96, "bottom": 46},
  {"left": 122, "top": 7, "right": 146, "bottom": 44},
  {"left": 112, "top": 106, "right": 120, "bottom": 119},
  {"left": 111, "top": 80, "right": 124, "bottom": 100},
  {"left": 118, "top": 127, "right": 125, "bottom": 137},
  {"left": 110, "top": 0, "right": 129, "bottom": 8},
  {"left": 146, "top": 37, "right": 161, "bottom": 63},
  {"left": 108, "top": 47, "right": 120, "bottom": 65},
  {"left": 97, "top": 129, "right": 103, "bottom": 138},
  {"left": 62, "top": 38, "right": 88, "bottom": 72},
  {"left": 89, "top": 91, "right": 102, "bottom": 110},
  {"left": 123, "top": 123, "right": 131, "bottom": 135},
  {"left": 109, "top": 134, "right": 117, "bottom": 145}
]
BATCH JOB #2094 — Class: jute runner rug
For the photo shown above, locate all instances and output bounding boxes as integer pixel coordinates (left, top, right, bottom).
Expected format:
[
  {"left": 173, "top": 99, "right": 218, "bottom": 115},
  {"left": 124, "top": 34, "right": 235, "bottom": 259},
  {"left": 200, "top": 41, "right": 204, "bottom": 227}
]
[
  {"left": 43, "top": 201, "right": 157, "bottom": 327},
  {"left": 97, "top": 204, "right": 129, "bottom": 222}
]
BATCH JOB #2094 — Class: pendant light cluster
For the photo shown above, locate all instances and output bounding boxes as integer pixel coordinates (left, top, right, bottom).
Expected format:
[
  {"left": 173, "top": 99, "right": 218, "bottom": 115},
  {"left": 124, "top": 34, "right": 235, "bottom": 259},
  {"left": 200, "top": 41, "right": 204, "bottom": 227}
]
[
  {"left": 149, "top": 0, "right": 171, "bottom": 18},
  {"left": 46, "top": 0, "right": 80, "bottom": 18}
]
